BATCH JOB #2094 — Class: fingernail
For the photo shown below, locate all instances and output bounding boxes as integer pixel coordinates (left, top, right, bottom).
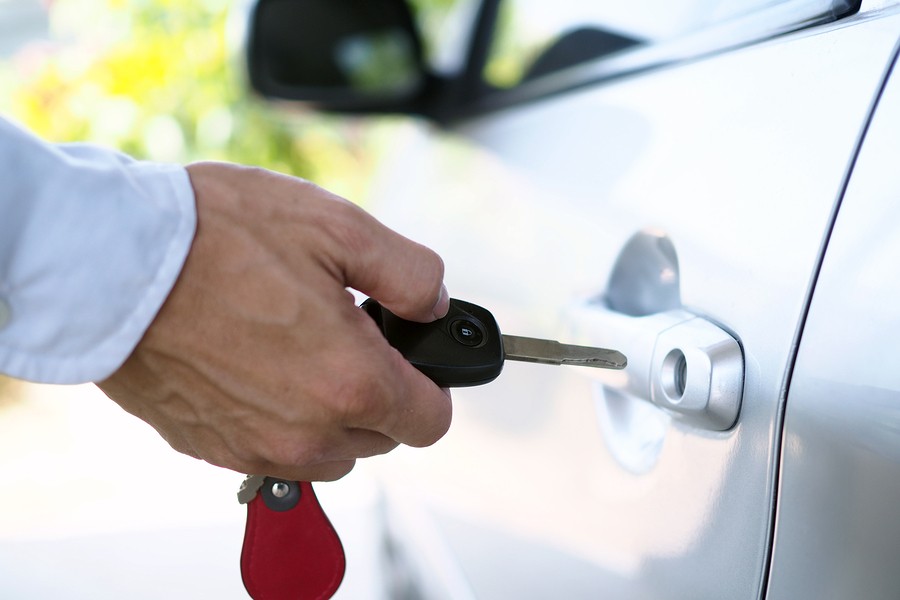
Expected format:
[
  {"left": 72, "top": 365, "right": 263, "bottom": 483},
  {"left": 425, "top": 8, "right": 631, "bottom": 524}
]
[{"left": 432, "top": 284, "right": 450, "bottom": 319}]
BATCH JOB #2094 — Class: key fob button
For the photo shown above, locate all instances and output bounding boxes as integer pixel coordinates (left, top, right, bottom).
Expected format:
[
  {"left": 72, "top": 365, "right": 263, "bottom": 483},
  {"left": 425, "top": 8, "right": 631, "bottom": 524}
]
[{"left": 449, "top": 317, "right": 485, "bottom": 347}]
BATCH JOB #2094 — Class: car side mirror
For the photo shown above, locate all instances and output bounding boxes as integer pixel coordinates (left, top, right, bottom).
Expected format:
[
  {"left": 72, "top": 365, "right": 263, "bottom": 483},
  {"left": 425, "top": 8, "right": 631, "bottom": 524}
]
[{"left": 245, "top": 0, "right": 428, "bottom": 112}]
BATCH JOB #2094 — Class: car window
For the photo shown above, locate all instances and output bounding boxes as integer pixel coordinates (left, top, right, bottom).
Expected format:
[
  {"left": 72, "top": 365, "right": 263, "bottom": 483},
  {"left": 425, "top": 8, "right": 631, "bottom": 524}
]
[{"left": 484, "top": 0, "right": 859, "bottom": 89}]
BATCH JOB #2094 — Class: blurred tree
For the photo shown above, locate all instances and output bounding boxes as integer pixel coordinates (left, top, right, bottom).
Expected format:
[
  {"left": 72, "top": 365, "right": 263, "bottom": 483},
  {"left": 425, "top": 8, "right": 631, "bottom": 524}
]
[{"left": 0, "top": 0, "right": 383, "bottom": 199}]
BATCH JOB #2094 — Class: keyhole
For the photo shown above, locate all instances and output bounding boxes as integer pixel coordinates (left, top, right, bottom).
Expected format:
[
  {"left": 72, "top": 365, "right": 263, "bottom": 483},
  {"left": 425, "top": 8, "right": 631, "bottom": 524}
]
[{"left": 661, "top": 349, "right": 687, "bottom": 403}]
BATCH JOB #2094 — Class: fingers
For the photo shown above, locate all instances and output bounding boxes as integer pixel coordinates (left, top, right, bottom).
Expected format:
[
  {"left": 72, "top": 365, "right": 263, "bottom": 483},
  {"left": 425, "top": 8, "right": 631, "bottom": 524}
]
[
  {"left": 186, "top": 163, "right": 449, "bottom": 322},
  {"left": 316, "top": 206, "right": 452, "bottom": 446},
  {"left": 302, "top": 196, "right": 454, "bottom": 444},
  {"left": 336, "top": 203, "right": 449, "bottom": 322},
  {"left": 341, "top": 339, "right": 453, "bottom": 449},
  {"left": 118, "top": 162, "right": 455, "bottom": 482},
  {"left": 388, "top": 359, "right": 453, "bottom": 447},
  {"left": 184, "top": 420, "right": 402, "bottom": 482}
]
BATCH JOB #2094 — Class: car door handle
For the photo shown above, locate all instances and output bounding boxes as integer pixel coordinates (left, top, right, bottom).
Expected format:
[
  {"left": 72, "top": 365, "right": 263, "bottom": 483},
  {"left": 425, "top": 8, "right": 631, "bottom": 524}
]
[
  {"left": 567, "top": 301, "right": 743, "bottom": 431},
  {"left": 565, "top": 231, "right": 744, "bottom": 431}
]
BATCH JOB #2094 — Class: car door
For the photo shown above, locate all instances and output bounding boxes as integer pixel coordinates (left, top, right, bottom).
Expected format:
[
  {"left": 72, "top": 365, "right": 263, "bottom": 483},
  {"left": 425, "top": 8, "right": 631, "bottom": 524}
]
[
  {"left": 766, "top": 44, "right": 900, "bottom": 600},
  {"left": 352, "top": 2, "right": 900, "bottom": 599}
]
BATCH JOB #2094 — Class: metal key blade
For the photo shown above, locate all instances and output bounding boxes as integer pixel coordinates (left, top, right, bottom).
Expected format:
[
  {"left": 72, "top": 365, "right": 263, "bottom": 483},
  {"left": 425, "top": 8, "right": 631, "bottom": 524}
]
[{"left": 501, "top": 335, "right": 627, "bottom": 370}]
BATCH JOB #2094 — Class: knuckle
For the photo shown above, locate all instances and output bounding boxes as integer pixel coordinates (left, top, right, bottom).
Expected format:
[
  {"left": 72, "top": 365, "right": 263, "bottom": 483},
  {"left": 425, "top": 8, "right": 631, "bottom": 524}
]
[
  {"left": 363, "top": 437, "right": 400, "bottom": 458},
  {"left": 407, "top": 394, "right": 453, "bottom": 448},
  {"left": 418, "top": 250, "right": 445, "bottom": 296},
  {"left": 230, "top": 432, "right": 331, "bottom": 473},
  {"left": 192, "top": 438, "right": 266, "bottom": 475},
  {"left": 273, "top": 439, "right": 329, "bottom": 469},
  {"left": 315, "top": 460, "right": 357, "bottom": 482},
  {"left": 390, "top": 246, "right": 446, "bottom": 319},
  {"left": 333, "top": 366, "right": 390, "bottom": 424},
  {"left": 411, "top": 421, "right": 452, "bottom": 449},
  {"left": 319, "top": 197, "right": 373, "bottom": 252}
]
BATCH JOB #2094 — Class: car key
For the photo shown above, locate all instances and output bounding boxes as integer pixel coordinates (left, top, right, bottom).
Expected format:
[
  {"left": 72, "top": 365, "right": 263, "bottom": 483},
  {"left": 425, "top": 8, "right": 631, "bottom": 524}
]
[
  {"left": 237, "top": 298, "right": 625, "bottom": 599},
  {"left": 362, "top": 297, "right": 626, "bottom": 387}
]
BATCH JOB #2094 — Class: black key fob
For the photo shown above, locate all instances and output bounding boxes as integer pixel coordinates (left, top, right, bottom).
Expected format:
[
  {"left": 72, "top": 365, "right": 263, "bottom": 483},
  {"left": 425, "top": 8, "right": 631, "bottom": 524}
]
[{"left": 362, "top": 298, "right": 504, "bottom": 387}]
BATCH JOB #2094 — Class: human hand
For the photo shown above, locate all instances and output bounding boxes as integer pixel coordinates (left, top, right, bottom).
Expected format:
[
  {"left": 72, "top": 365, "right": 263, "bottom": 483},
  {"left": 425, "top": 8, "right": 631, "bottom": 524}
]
[{"left": 97, "top": 162, "right": 451, "bottom": 481}]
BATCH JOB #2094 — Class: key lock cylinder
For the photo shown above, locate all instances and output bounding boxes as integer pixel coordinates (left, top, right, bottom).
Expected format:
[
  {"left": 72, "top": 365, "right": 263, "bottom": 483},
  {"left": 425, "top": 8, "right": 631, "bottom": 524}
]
[{"left": 568, "top": 231, "right": 745, "bottom": 432}]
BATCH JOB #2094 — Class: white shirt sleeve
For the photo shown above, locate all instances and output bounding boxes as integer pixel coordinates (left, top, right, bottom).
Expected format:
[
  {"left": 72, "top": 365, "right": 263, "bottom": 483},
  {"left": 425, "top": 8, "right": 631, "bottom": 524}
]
[{"left": 0, "top": 116, "right": 197, "bottom": 384}]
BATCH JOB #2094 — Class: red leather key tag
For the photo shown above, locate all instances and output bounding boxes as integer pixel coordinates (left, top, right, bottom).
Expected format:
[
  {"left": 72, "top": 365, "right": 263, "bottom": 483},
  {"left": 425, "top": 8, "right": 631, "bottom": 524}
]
[{"left": 240, "top": 479, "right": 345, "bottom": 600}]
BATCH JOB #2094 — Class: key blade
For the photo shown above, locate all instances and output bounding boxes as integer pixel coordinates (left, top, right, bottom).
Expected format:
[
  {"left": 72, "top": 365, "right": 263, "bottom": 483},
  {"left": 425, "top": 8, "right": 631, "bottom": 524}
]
[{"left": 502, "top": 335, "right": 627, "bottom": 370}]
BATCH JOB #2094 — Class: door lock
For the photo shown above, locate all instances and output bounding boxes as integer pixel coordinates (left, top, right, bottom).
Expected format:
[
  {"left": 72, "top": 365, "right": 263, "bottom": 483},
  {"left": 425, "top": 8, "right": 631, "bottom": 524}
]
[{"left": 568, "top": 231, "right": 744, "bottom": 431}]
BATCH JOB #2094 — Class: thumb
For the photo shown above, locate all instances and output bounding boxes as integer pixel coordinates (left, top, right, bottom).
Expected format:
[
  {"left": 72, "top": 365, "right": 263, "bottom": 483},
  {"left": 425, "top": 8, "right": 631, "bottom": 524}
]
[{"left": 341, "top": 207, "right": 449, "bottom": 322}]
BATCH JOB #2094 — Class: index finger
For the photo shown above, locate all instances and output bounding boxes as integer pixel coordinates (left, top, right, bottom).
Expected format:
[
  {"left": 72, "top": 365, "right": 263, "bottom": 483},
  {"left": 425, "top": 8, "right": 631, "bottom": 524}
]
[
  {"left": 346, "top": 325, "right": 453, "bottom": 448},
  {"left": 383, "top": 354, "right": 453, "bottom": 447},
  {"left": 335, "top": 203, "right": 450, "bottom": 323}
]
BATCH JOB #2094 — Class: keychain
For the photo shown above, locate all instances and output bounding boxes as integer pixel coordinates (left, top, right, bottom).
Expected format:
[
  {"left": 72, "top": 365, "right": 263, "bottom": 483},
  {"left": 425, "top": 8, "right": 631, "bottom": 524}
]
[{"left": 238, "top": 476, "right": 345, "bottom": 600}]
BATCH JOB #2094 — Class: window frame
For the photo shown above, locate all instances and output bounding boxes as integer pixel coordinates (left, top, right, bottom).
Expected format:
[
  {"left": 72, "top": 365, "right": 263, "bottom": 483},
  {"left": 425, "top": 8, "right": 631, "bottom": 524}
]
[{"left": 438, "top": 0, "right": 862, "bottom": 123}]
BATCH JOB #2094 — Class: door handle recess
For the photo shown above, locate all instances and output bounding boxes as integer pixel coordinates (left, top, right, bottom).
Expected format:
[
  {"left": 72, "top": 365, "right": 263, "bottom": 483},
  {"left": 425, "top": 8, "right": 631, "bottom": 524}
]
[
  {"left": 565, "top": 230, "right": 744, "bottom": 431},
  {"left": 569, "top": 302, "right": 743, "bottom": 431}
]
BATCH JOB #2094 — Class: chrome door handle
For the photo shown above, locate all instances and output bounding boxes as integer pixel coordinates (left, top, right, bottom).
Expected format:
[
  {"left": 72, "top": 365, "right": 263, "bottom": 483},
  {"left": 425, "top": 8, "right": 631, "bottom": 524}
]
[
  {"left": 565, "top": 230, "right": 744, "bottom": 431},
  {"left": 567, "top": 301, "right": 743, "bottom": 431}
]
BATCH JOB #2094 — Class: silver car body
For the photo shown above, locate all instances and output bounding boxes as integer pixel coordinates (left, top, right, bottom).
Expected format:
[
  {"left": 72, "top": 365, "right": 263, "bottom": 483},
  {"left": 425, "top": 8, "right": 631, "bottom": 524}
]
[{"left": 355, "top": 2, "right": 900, "bottom": 598}]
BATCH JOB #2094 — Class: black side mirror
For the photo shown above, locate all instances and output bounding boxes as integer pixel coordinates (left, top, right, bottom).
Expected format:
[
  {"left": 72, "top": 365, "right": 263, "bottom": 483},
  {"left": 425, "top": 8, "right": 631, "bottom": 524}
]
[{"left": 246, "top": 0, "right": 427, "bottom": 112}]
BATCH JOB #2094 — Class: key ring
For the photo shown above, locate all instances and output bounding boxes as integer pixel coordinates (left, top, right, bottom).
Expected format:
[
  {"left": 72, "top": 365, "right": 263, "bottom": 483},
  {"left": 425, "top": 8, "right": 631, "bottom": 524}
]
[{"left": 239, "top": 477, "right": 345, "bottom": 600}]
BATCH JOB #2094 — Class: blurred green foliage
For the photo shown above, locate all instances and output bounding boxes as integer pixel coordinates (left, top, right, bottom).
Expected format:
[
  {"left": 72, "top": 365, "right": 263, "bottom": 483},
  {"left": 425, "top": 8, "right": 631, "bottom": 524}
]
[
  {"left": 0, "top": 0, "right": 472, "bottom": 198},
  {"left": 0, "top": 0, "right": 384, "bottom": 199},
  {"left": 483, "top": 0, "right": 536, "bottom": 88}
]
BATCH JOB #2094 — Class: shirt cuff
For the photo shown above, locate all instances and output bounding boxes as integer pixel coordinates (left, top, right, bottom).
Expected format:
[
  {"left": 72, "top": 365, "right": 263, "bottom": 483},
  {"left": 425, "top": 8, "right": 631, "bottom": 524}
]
[{"left": 0, "top": 118, "right": 197, "bottom": 383}]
